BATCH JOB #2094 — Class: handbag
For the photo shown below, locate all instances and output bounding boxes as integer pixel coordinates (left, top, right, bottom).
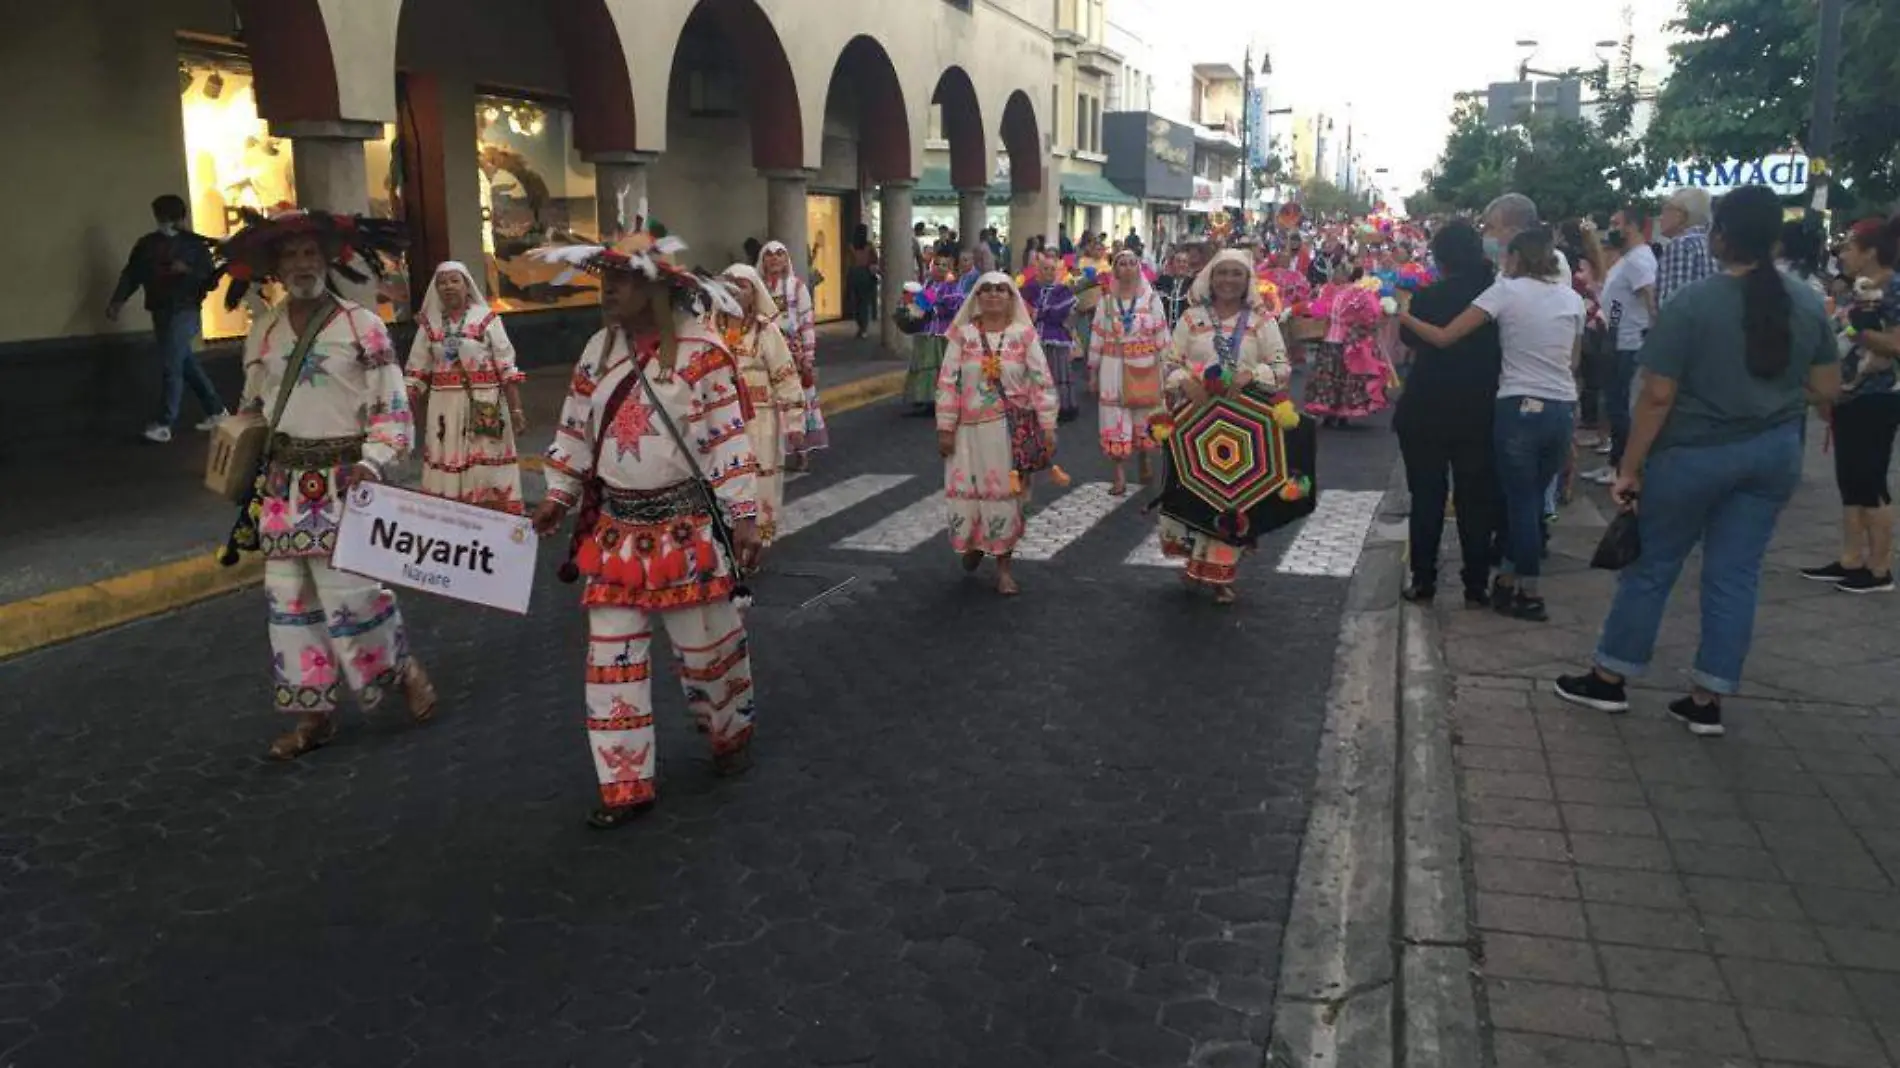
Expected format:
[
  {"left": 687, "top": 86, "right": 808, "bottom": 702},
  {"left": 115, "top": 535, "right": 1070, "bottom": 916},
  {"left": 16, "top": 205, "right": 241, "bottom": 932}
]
[
  {"left": 1110, "top": 296, "right": 1163, "bottom": 410},
  {"left": 975, "top": 330, "right": 1053, "bottom": 474},
  {"left": 1590, "top": 508, "right": 1642, "bottom": 570},
  {"left": 447, "top": 332, "right": 509, "bottom": 440},
  {"left": 215, "top": 298, "right": 342, "bottom": 564}
]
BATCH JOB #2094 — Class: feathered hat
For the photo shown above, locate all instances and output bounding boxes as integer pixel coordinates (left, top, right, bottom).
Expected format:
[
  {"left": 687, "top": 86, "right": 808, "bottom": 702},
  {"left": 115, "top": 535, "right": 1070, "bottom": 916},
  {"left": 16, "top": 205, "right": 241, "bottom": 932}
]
[
  {"left": 215, "top": 206, "right": 408, "bottom": 310},
  {"left": 532, "top": 221, "right": 741, "bottom": 319}
]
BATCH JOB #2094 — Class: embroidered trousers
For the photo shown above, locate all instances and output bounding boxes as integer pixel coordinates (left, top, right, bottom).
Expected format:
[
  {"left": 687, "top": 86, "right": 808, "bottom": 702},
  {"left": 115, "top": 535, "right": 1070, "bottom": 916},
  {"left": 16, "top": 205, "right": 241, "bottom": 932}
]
[
  {"left": 585, "top": 602, "right": 755, "bottom": 808},
  {"left": 265, "top": 557, "right": 409, "bottom": 715}
]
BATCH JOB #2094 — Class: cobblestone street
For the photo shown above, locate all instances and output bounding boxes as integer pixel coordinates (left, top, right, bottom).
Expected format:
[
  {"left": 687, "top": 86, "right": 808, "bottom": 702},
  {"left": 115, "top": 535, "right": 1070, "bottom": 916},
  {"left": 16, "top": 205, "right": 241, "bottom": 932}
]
[{"left": 0, "top": 395, "right": 1400, "bottom": 1067}]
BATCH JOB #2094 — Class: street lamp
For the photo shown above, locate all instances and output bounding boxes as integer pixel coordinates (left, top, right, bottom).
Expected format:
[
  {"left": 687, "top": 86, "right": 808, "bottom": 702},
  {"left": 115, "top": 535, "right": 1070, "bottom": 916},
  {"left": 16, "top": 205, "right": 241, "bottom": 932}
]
[{"left": 1515, "top": 39, "right": 1539, "bottom": 82}]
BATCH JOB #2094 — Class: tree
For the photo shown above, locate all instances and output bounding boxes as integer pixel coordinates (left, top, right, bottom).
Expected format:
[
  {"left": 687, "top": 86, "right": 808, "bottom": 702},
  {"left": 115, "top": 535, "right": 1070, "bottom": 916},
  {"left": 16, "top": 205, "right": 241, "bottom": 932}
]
[
  {"left": 1297, "top": 176, "right": 1371, "bottom": 218},
  {"left": 1512, "top": 116, "right": 1656, "bottom": 220},
  {"left": 1647, "top": 0, "right": 1900, "bottom": 206},
  {"left": 1425, "top": 99, "right": 1521, "bottom": 212}
]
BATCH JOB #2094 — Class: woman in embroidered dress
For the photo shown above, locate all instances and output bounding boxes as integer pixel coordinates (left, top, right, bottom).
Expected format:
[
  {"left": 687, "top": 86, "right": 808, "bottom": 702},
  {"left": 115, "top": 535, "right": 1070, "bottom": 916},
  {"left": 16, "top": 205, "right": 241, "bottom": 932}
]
[
  {"left": 1163, "top": 249, "right": 1293, "bottom": 605},
  {"left": 718, "top": 264, "right": 808, "bottom": 547},
  {"left": 1090, "top": 248, "right": 1169, "bottom": 496},
  {"left": 758, "top": 241, "right": 826, "bottom": 471},
  {"left": 404, "top": 261, "right": 528, "bottom": 513},
  {"left": 905, "top": 251, "right": 966, "bottom": 416},
  {"left": 1020, "top": 252, "right": 1080, "bottom": 421},
  {"left": 1304, "top": 263, "right": 1390, "bottom": 427},
  {"left": 936, "top": 271, "right": 1059, "bottom": 596}
]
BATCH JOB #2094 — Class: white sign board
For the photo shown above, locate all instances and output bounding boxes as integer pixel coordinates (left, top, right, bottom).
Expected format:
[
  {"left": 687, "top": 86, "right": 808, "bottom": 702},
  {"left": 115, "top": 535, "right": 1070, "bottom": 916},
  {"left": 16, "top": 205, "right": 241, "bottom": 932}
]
[
  {"left": 332, "top": 482, "right": 538, "bottom": 614},
  {"left": 1652, "top": 154, "right": 1810, "bottom": 198}
]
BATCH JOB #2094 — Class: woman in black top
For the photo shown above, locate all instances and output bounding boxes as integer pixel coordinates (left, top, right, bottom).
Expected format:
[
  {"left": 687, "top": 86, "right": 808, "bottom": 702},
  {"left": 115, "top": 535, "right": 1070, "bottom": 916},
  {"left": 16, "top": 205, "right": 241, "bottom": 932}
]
[{"left": 1395, "top": 220, "right": 1504, "bottom": 605}]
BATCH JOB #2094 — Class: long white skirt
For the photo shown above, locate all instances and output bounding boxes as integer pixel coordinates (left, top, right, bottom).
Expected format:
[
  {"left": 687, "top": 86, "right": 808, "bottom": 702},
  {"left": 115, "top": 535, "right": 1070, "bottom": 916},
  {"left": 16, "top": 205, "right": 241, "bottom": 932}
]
[{"left": 944, "top": 418, "right": 1024, "bottom": 556}]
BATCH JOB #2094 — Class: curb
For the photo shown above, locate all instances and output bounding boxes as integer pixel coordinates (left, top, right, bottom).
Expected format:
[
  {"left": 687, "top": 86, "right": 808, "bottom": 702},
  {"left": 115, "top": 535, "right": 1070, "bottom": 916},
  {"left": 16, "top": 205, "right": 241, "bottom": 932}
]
[
  {"left": 0, "top": 371, "right": 910, "bottom": 661},
  {"left": 1266, "top": 460, "right": 1479, "bottom": 1066}
]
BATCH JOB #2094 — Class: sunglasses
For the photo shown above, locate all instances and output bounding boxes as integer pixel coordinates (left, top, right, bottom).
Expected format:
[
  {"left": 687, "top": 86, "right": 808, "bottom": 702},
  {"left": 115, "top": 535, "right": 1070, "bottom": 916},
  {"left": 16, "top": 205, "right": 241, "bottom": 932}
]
[{"left": 977, "top": 284, "right": 1011, "bottom": 295}]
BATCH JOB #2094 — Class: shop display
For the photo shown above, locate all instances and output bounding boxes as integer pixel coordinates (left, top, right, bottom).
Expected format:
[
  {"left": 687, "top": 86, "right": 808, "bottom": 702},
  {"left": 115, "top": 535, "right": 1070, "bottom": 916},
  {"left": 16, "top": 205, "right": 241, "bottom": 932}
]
[{"left": 476, "top": 95, "right": 599, "bottom": 313}]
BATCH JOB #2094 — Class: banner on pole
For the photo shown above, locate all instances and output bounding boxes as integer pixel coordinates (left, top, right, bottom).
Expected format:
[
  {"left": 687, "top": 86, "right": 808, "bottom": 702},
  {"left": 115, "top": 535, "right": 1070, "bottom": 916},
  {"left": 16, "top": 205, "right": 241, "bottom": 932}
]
[{"left": 332, "top": 482, "right": 538, "bottom": 614}]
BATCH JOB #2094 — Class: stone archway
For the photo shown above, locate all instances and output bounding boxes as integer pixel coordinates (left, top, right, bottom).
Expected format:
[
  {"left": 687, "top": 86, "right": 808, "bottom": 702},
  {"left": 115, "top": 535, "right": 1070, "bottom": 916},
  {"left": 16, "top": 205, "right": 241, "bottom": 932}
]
[
  {"left": 670, "top": 0, "right": 803, "bottom": 172},
  {"left": 933, "top": 66, "right": 988, "bottom": 251},
  {"left": 232, "top": 0, "right": 343, "bottom": 125},
  {"left": 1000, "top": 90, "right": 1042, "bottom": 195},
  {"left": 826, "top": 36, "right": 912, "bottom": 185}
]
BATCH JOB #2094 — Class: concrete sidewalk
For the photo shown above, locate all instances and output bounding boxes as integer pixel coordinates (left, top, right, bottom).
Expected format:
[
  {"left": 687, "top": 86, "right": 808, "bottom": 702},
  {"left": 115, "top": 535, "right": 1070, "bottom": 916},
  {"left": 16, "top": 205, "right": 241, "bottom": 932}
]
[
  {"left": 0, "top": 323, "right": 905, "bottom": 658},
  {"left": 1423, "top": 417, "right": 1900, "bottom": 1067}
]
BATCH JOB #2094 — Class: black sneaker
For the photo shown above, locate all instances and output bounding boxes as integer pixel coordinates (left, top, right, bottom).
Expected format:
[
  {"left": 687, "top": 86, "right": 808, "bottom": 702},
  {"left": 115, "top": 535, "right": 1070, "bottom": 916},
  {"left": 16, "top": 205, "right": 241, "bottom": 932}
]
[
  {"left": 1667, "top": 696, "right": 1725, "bottom": 737},
  {"left": 1554, "top": 672, "right": 1630, "bottom": 714},
  {"left": 1464, "top": 587, "right": 1491, "bottom": 609},
  {"left": 1800, "top": 561, "right": 1853, "bottom": 582},
  {"left": 1491, "top": 578, "right": 1515, "bottom": 616},
  {"left": 1836, "top": 569, "right": 1895, "bottom": 594},
  {"left": 1510, "top": 593, "right": 1550, "bottom": 623},
  {"left": 1403, "top": 584, "right": 1437, "bottom": 604}
]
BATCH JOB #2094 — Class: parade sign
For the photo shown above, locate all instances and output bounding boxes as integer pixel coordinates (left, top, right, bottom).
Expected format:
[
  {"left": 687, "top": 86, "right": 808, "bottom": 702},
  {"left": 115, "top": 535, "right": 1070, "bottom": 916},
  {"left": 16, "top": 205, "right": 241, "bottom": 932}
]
[{"left": 333, "top": 482, "right": 537, "bottom": 614}]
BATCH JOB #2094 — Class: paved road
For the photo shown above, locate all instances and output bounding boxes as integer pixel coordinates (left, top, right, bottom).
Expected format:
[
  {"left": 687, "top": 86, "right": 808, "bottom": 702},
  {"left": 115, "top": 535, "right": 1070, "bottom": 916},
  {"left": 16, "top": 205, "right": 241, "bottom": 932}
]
[{"left": 0, "top": 388, "right": 1398, "bottom": 1068}]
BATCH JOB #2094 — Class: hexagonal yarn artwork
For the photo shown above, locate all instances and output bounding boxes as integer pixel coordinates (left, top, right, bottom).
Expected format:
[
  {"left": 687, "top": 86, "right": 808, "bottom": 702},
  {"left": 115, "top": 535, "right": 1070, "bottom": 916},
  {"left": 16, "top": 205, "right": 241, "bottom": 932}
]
[{"left": 1156, "top": 384, "right": 1320, "bottom": 546}]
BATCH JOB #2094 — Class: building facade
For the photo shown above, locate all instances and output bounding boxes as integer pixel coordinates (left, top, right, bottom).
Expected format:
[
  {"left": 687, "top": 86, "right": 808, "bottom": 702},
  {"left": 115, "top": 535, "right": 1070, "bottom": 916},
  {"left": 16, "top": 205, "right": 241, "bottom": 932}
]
[{"left": 4, "top": 0, "right": 1057, "bottom": 450}]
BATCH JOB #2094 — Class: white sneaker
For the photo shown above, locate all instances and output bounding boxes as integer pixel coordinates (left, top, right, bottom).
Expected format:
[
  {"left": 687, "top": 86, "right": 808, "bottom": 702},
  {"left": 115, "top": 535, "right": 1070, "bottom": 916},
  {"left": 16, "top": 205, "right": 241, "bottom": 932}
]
[
  {"left": 194, "top": 410, "right": 230, "bottom": 432},
  {"left": 1594, "top": 441, "right": 1613, "bottom": 455},
  {"left": 142, "top": 424, "right": 173, "bottom": 444},
  {"left": 1583, "top": 467, "right": 1616, "bottom": 486}
]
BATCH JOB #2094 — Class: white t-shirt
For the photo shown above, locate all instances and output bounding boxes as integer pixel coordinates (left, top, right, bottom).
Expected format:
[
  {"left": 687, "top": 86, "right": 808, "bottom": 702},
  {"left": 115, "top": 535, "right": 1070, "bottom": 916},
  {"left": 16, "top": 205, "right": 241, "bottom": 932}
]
[
  {"left": 1473, "top": 276, "right": 1585, "bottom": 402},
  {"left": 1600, "top": 244, "right": 1658, "bottom": 351}
]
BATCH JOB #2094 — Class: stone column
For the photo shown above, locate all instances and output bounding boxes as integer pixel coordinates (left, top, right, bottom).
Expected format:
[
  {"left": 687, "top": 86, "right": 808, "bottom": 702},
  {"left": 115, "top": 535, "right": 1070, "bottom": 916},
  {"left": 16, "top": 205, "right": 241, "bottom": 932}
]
[
  {"left": 274, "top": 120, "right": 381, "bottom": 305},
  {"left": 878, "top": 180, "right": 916, "bottom": 354},
  {"left": 1009, "top": 163, "right": 1059, "bottom": 261},
  {"left": 586, "top": 151, "right": 657, "bottom": 243},
  {"left": 761, "top": 169, "right": 815, "bottom": 282},
  {"left": 957, "top": 187, "right": 988, "bottom": 253}
]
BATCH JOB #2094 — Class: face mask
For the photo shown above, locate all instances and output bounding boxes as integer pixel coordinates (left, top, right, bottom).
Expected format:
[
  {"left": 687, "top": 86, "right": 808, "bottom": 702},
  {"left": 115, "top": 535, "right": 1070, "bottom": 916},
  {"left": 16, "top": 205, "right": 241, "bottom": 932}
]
[
  {"left": 157, "top": 222, "right": 179, "bottom": 236},
  {"left": 1482, "top": 236, "right": 1503, "bottom": 262}
]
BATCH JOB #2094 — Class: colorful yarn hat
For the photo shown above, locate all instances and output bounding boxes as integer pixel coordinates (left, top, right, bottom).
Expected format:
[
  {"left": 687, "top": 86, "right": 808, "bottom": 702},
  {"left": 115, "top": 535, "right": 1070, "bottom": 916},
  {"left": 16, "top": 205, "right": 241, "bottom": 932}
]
[{"left": 214, "top": 205, "right": 409, "bottom": 310}]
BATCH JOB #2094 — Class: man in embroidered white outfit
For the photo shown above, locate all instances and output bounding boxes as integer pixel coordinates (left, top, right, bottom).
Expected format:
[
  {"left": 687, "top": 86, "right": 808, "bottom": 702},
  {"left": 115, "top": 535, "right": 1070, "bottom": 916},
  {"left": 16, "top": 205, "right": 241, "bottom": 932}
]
[
  {"left": 532, "top": 229, "right": 762, "bottom": 829},
  {"left": 217, "top": 210, "right": 436, "bottom": 760}
]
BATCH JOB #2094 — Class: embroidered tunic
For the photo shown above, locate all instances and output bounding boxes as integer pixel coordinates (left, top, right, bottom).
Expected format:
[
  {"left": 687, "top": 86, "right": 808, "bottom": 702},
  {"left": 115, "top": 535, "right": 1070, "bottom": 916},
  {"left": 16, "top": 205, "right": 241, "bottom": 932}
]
[
  {"left": 935, "top": 322, "right": 1058, "bottom": 556},
  {"left": 1089, "top": 286, "right": 1171, "bottom": 459},
  {"left": 240, "top": 298, "right": 412, "bottom": 559},
  {"left": 404, "top": 307, "right": 527, "bottom": 513},
  {"left": 544, "top": 323, "right": 759, "bottom": 611},
  {"left": 716, "top": 312, "right": 807, "bottom": 543},
  {"left": 765, "top": 271, "right": 827, "bottom": 452}
]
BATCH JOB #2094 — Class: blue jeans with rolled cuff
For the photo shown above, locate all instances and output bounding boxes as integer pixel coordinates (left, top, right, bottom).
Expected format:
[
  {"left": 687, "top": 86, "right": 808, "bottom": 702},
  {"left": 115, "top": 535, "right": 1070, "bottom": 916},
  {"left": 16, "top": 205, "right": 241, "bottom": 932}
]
[{"left": 1593, "top": 421, "right": 1801, "bottom": 695}]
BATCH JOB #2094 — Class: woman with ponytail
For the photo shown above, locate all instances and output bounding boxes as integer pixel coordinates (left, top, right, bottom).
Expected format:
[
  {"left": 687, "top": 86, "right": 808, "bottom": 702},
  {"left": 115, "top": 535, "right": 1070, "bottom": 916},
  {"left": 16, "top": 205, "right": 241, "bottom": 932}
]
[
  {"left": 1555, "top": 185, "right": 1842, "bottom": 737},
  {"left": 1800, "top": 213, "right": 1900, "bottom": 594}
]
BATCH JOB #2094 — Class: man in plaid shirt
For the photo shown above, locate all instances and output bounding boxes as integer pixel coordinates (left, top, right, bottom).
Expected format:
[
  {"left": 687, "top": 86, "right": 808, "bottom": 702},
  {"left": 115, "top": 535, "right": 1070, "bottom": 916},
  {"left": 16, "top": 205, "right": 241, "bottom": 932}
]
[{"left": 1656, "top": 188, "right": 1718, "bottom": 304}]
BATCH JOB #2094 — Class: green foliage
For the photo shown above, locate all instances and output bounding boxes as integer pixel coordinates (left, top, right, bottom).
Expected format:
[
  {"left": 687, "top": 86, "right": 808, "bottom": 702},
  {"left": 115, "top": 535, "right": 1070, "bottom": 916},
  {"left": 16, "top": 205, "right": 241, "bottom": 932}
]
[
  {"left": 1426, "top": 100, "right": 1520, "bottom": 213},
  {"left": 1647, "top": 0, "right": 1900, "bottom": 207},
  {"left": 1297, "top": 176, "right": 1373, "bottom": 218},
  {"left": 1423, "top": 98, "right": 1655, "bottom": 221}
]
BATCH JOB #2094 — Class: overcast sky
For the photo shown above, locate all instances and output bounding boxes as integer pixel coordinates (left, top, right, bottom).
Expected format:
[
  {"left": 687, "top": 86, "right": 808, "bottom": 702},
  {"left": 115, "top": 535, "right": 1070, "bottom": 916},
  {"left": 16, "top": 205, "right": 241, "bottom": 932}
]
[{"left": 1138, "top": 0, "right": 1684, "bottom": 196}]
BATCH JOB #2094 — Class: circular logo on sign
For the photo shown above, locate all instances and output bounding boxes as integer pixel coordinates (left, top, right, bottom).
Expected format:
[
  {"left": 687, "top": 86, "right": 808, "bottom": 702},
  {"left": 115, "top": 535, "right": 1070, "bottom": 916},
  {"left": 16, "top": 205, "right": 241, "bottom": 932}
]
[{"left": 349, "top": 483, "right": 376, "bottom": 510}]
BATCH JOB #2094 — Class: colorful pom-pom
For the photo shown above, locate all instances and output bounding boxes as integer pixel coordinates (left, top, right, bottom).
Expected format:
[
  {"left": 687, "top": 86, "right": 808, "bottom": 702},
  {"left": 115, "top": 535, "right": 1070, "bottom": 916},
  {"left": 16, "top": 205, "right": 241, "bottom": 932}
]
[
  {"left": 1270, "top": 401, "right": 1301, "bottom": 430},
  {"left": 1147, "top": 413, "right": 1175, "bottom": 443}
]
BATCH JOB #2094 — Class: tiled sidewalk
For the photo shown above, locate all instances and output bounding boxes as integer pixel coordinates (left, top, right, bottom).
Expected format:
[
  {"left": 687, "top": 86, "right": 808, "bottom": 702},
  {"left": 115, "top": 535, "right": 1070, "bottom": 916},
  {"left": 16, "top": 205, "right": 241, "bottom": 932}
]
[{"left": 1434, "top": 422, "right": 1900, "bottom": 1067}]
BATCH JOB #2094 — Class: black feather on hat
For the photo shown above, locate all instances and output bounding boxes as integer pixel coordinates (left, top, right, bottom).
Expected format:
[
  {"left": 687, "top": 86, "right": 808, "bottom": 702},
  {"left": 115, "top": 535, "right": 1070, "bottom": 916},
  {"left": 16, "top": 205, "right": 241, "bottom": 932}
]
[{"left": 213, "top": 206, "right": 409, "bottom": 309}]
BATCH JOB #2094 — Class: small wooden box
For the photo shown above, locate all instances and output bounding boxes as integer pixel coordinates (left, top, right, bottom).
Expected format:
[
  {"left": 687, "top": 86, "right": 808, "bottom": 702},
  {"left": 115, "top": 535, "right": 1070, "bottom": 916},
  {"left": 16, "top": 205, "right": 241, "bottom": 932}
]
[{"left": 205, "top": 414, "right": 267, "bottom": 502}]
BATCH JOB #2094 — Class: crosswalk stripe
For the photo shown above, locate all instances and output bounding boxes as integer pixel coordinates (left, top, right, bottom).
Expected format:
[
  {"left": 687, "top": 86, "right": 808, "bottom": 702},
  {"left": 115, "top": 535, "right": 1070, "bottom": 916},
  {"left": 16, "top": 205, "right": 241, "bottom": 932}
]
[
  {"left": 1013, "top": 483, "right": 1139, "bottom": 561},
  {"left": 1124, "top": 530, "right": 1183, "bottom": 569},
  {"left": 776, "top": 473, "right": 914, "bottom": 539},
  {"left": 1275, "top": 490, "right": 1384, "bottom": 576},
  {"left": 834, "top": 491, "right": 946, "bottom": 553}
]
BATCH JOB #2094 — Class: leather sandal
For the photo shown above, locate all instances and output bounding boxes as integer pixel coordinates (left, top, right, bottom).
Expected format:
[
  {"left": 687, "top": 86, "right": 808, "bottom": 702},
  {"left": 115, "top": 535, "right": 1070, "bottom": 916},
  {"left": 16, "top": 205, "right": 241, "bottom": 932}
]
[
  {"left": 267, "top": 715, "right": 337, "bottom": 761},
  {"left": 404, "top": 659, "right": 438, "bottom": 724},
  {"left": 587, "top": 801, "right": 655, "bottom": 830}
]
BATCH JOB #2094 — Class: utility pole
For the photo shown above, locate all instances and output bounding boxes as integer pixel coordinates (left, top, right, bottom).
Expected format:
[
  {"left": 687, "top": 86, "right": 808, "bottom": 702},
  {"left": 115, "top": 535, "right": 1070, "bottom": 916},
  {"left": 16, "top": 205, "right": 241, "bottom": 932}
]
[
  {"left": 1239, "top": 45, "right": 1252, "bottom": 232},
  {"left": 1807, "top": 0, "right": 1844, "bottom": 224}
]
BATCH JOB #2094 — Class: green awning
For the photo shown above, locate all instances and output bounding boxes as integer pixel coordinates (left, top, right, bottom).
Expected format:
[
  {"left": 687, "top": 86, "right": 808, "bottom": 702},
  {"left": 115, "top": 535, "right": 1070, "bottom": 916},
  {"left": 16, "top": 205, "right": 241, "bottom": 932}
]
[
  {"left": 1060, "top": 172, "right": 1139, "bottom": 207},
  {"left": 913, "top": 167, "right": 1014, "bottom": 207}
]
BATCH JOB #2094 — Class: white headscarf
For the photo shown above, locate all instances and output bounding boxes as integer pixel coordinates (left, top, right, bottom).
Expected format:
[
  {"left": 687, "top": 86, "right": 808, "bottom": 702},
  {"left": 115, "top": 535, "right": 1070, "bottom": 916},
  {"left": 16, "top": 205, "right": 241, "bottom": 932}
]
[
  {"left": 756, "top": 240, "right": 807, "bottom": 321},
  {"left": 719, "top": 263, "right": 781, "bottom": 322},
  {"left": 948, "top": 271, "right": 1033, "bottom": 334},
  {"left": 418, "top": 260, "right": 488, "bottom": 331},
  {"left": 1188, "top": 249, "right": 1264, "bottom": 309},
  {"left": 1108, "top": 248, "right": 1153, "bottom": 301}
]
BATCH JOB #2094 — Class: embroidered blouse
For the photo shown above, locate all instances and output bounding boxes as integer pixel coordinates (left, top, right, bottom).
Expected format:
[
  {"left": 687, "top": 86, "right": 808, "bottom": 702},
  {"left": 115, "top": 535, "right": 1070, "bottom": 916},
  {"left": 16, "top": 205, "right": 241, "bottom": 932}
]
[
  {"left": 240, "top": 298, "right": 412, "bottom": 470},
  {"left": 403, "top": 308, "right": 525, "bottom": 392},
  {"left": 934, "top": 322, "right": 1059, "bottom": 433},
  {"left": 543, "top": 323, "right": 758, "bottom": 521},
  {"left": 1166, "top": 304, "right": 1293, "bottom": 398},
  {"left": 1020, "top": 279, "right": 1079, "bottom": 348}
]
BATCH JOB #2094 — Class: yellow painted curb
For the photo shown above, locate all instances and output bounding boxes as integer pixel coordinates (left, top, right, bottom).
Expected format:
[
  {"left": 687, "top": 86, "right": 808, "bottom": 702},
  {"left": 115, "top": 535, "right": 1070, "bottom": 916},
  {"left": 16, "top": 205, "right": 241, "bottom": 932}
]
[
  {"left": 0, "top": 369, "right": 908, "bottom": 660},
  {"left": 0, "top": 552, "right": 264, "bottom": 661}
]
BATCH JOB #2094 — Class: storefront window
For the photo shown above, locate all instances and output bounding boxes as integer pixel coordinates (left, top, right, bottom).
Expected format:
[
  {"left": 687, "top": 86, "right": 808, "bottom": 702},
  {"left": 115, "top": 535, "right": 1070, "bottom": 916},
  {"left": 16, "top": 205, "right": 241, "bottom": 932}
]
[
  {"left": 476, "top": 94, "right": 599, "bottom": 313},
  {"left": 178, "top": 49, "right": 403, "bottom": 338}
]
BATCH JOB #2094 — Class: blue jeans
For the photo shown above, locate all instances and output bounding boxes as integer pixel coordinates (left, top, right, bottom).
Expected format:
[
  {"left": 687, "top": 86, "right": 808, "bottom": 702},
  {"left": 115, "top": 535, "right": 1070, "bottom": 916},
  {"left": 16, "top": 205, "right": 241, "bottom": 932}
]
[
  {"left": 156, "top": 312, "right": 222, "bottom": 427},
  {"left": 1494, "top": 397, "right": 1574, "bottom": 582},
  {"left": 1605, "top": 348, "right": 1640, "bottom": 468},
  {"left": 1595, "top": 421, "right": 1802, "bottom": 695}
]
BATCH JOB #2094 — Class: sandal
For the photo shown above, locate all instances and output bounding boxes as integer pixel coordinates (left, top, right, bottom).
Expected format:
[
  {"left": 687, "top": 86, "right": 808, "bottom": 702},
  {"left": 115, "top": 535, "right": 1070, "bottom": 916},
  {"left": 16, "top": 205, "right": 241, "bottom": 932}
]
[
  {"left": 267, "top": 715, "right": 337, "bottom": 761},
  {"left": 404, "top": 659, "right": 438, "bottom": 724},
  {"left": 961, "top": 549, "right": 985, "bottom": 573},
  {"left": 1213, "top": 587, "right": 1238, "bottom": 606},
  {"left": 587, "top": 802, "right": 655, "bottom": 830}
]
